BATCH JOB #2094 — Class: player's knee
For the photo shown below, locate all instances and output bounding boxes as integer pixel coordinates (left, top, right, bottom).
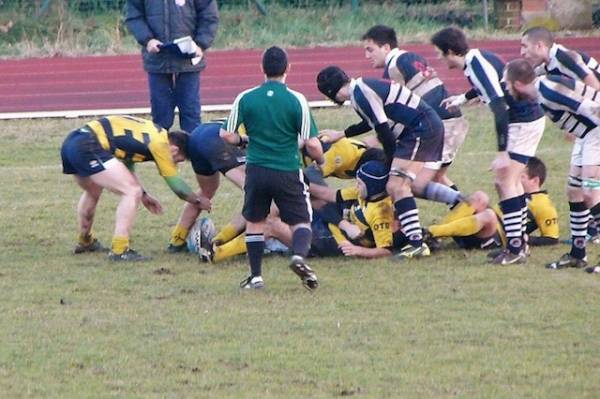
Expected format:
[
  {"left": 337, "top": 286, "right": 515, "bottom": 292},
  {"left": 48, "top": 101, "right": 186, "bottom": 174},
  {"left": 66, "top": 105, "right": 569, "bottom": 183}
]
[{"left": 468, "top": 191, "right": 490, "bottom": 211}]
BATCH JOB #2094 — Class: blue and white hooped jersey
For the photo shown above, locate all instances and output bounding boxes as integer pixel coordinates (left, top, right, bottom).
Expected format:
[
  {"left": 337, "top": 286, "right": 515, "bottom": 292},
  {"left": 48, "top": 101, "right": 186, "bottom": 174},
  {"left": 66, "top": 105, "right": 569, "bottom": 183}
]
[
  {"left": 464, "top": 49, "right": 544, "bottom": 123},
  {"left": 545, "top": 43, "right": 600, "bottom": 82},
  {"left": 384, "top": 48, "right": 460, "bottom": 120},
  {"left": 349, "top": 77, "right": 434, "bottom": 138},
  {"left": 536, "top": 75, "right": 600, "bottom": 137}
]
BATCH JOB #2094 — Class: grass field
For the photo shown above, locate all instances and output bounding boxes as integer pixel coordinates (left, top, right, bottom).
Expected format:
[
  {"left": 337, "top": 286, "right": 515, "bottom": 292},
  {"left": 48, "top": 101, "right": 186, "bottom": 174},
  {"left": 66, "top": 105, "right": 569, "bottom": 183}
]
[{"left": 0, "top": 107, "right": 599, "bottom": 398}]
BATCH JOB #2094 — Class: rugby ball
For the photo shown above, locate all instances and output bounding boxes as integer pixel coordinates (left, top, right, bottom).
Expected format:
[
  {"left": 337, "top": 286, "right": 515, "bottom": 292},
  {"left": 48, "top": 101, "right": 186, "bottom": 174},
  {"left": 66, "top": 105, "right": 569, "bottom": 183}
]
[{"left": 186, "top": 217, "right": 216, "bottom": 257}]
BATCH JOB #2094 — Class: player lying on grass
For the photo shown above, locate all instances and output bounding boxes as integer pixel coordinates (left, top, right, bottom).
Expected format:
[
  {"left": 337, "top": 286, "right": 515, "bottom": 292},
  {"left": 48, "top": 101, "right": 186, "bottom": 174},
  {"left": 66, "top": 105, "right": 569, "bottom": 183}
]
[
  {"left": 197, "top": 161, "right": 397, "bottom": 262},
  {"left": 167, "top": 120, "right": 247, "bottom": 253},
  {"left": 504, "top": 59, "right": 600, "bottom": 273},
  {"left": 362, "top": 24, "right": 469, "bottom": 196},
  {"left": 421, "top": 157, "right": 559, "bottom": 253},
  {"left": 61, "top": 115, "right": 211, "bottom": 261}
]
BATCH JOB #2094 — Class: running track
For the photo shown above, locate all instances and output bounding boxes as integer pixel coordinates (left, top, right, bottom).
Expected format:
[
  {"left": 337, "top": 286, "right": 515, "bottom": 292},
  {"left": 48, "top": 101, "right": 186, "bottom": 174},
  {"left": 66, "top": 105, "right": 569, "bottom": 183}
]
[{"left": 0, "top": 37, "right": 598, "bottom": 117}]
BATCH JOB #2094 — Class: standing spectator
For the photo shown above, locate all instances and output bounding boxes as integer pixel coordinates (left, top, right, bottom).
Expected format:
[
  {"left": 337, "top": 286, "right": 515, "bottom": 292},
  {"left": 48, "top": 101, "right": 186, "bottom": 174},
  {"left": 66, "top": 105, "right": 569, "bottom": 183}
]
[
  {"left": 221, "top": 46, "right": 325, "bottom": 290},
  {"left": 125, "top": 0, "right": 219, "bottom": 133}
]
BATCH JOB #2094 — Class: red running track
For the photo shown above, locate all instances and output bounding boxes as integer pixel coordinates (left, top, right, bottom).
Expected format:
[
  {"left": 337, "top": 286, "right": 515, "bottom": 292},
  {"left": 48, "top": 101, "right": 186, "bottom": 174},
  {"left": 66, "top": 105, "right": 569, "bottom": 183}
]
[{"left": 0, "top": 38, "right": 598, "bottom": 114}]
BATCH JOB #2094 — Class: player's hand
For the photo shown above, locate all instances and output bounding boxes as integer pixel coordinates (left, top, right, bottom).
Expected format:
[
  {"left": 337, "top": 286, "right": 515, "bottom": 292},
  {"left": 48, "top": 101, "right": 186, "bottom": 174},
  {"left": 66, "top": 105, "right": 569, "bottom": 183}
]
[
  {"left": 338, "top": 241, "right": 362, "bottom": 257},
  {"left": 339, "top": 220, "right": 362, "bottom": 240},
  {"left": 490, "top": 151, "right": 511, "bottom": 173},
  {"left": 319, "top": 129, "right": 344, "bottom": 143},
  {"left": 564, "top": 132, "right": 576, "bottom": 142},
  {"left": 146, "top": 39, "right": 162, "bottom": 54},
  {"left": 142, "top": 193, "right": 164, "bottom": 215},
  {"left": 220, "top": 128, "right": 240, "bottom": 145},
  {"left": 441, "top": 94, "right": 467, "bottom": 110},
  {"left": 195, "top": 195, "right": 212, "bottom": 212}
]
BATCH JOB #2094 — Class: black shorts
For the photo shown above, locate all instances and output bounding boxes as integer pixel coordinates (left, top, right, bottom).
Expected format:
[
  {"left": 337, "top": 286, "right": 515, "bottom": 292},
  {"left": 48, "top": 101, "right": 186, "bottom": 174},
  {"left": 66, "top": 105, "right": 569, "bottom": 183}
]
[
  {"left": 243, "top": 164, "right": 312, "bottom": 225},
  {"left": 189, "top": 123, "right": 246, "bottom": 176},
  {"left": 453, "top": 232, "right": 500, "bottom": 250},
  {"left": 395, "top": 110, "right": 444, "bottom": 162}
]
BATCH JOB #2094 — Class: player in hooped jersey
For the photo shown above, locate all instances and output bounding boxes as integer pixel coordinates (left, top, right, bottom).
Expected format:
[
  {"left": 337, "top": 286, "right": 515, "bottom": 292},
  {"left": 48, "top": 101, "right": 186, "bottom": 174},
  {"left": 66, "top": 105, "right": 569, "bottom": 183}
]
[
  {"left": 519, "top": 27, "right": 600, "bottom": 270},
  {"left": 361, "top": 25, "right": 469, "bottom": 200},
  {"left": 505, "top": 58, "right": 600, "bottom": 274},
  {"left": 317, "top": 66, "right": 446, "bottom": 260},
  {"left": 431, "top": 27, "right": 546, "bottom": 265}
]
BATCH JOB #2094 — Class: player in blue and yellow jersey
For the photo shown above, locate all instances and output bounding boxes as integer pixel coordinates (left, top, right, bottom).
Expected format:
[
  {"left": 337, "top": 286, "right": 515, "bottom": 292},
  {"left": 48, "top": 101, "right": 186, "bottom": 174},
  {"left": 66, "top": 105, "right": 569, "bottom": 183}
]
[
  {"left": 505, "top": 59, "right": 600, "bottom": 272},
  {"left": 431, "top": 27, "right": 546, "bottom": 265},
  {"left": 361, "top": 25, "right": 469, "bottom": 194},
  {"left": 423, "top": 157, "right": 559, "bottom": 251},
  {"left": 317, "top": 66, "right": 454, "bottom": 261},
  {"left": 167, "top": 120, "right": 247, "bottom": 252},
  {"left": 61, "top": 115, "right": 211, "bottom": 261},
  {"left": 209, "top": 161, "right": 396, "bottom": 261},
  {"left": 302, "top": 136, "right": 385, "bottom": 185}
]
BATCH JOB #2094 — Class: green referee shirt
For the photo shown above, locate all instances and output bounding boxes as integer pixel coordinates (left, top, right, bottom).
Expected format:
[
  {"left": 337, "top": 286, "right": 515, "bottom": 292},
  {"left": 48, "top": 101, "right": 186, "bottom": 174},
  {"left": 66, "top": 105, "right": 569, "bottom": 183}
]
[{"left": 226, "top": 80, "right": 318, "bottom": 171}]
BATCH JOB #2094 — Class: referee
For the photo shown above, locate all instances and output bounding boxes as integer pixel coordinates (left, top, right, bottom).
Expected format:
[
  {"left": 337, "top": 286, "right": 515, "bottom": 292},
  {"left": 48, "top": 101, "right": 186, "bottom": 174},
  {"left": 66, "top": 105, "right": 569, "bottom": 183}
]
[{"left": 221, "top": 46, "right": 324, "bottom": 290}]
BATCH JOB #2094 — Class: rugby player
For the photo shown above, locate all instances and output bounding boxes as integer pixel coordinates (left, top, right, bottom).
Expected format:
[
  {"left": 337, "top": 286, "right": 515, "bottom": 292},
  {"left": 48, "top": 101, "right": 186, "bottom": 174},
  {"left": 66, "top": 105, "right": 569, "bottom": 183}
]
[
  {"left": 504, "top": 58, "right": 600, "bottom": 272},
  {"left": 316, "top": 66, "right": 448, "bottom": 260},
  {"left": 431, "top": 26, "right": 546, "bottom": 265},
  {"left": 167, "top": 120, "right": 247, "bottom": 252},
  {"left": 61, "top": 115, "right": 211, "bottom": 261},
  {"left": 361, "top": 24, "right": 469, "bottom": 197}
]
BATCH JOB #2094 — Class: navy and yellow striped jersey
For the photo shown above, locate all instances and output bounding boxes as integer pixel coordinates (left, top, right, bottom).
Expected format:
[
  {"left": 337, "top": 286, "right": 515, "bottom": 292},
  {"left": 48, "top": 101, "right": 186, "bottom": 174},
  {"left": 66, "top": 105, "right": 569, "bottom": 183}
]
[
  {"left": 383, "top": 48, "right": 460, "bottom": 120},
  {"left": 349, "top": 77, "right": 434, "bottom": 138},
  {"left": 303, "top": 138, "right": 367, "bottom": 179},
  {"left": 464, "top": 49, "right": 543, "bottom": 123},
  {"left": 535, "top": 75, "right": 600, "bottom": 137},
  {"left": 86, "top": 115, "right": 178, "bottom": 177},
  {"left": 329, "top": 186, "right": 394, "bottom": 249}
]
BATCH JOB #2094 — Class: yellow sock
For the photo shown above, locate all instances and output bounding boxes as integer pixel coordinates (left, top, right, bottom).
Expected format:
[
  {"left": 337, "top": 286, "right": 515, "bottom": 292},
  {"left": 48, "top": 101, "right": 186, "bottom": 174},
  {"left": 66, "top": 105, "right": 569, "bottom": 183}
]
[
  {"left": 111, "top": 236, "right": 129, "bottom": 255},
  {"left": 429, "top": 215, "right": 480, "bottom": 238},
  {"left": 169, "top": 224, "right": 189, "bottom": 246},
  {"left": 78, "top": 232, "right": 95, "bottom": 245},
  {"left": 442, "top": 202, "right": 476, "bottom": 224},
  {"left": 213, "top": 223, "right": 240, "bottom": 244},
  {"left": 213, "top": 233, "right": 247, "bottom": 263}
]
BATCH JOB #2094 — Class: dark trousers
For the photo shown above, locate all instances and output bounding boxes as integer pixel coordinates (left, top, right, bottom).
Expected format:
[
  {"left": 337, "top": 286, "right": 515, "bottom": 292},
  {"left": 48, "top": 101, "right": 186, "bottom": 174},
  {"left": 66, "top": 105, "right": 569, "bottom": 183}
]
[{"left": 148, "top": 72, "right": 201, "bottom": 133}]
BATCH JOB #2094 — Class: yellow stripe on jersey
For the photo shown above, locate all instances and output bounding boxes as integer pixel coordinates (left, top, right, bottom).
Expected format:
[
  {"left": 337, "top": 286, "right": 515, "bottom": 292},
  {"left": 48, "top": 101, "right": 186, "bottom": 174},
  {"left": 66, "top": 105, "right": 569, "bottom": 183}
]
[{"left": 87, "top": 115, "right": 178, "bottom": 177}]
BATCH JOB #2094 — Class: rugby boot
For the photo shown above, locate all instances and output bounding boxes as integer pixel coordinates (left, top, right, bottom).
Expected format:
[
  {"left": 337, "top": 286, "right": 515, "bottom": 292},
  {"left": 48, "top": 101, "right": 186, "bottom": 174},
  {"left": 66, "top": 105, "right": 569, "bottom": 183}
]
[
  {"left": 545, "top": 253, "right": 588, "bottom": 270},
  {"left": 73, "top": 239, "right": 108, "bottom": 254},
  {"left": 239, "top": 275, "right": 265, "bottom": 290},
  {"left": 289, "top": 255, "right": 319, "bottom": 291},
  {"left": 489, "top": 249, "right": 526, "bottom": 265},
  {"left": 395, "top": 243, "right": 431, "bottom": 261}
]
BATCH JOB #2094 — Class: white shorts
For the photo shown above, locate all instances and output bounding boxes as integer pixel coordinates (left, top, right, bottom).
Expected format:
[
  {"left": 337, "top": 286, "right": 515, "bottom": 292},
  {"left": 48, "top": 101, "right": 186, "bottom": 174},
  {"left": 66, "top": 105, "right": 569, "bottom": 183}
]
[
  {"left": 570, "top": 129, "right": 600, "bottom": 167},
  {"left": 506, "top": 117, "right": 545, "bottom": 158},
  {"left": 424, "top": 116, "right": 469, "bottom": 170}
]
